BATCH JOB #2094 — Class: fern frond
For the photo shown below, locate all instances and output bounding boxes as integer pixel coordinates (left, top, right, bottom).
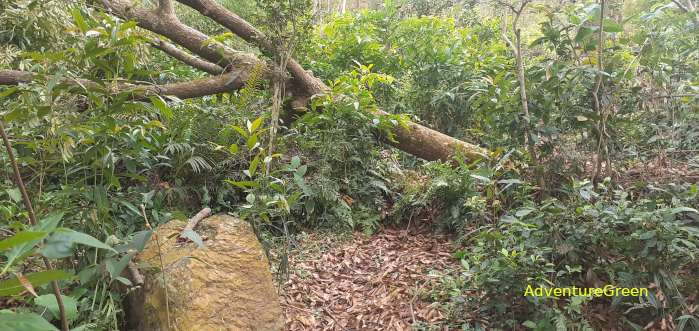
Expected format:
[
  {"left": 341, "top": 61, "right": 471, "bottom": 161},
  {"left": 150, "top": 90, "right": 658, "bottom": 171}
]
[{"left": 235, "top": 62, "right": 265, "bottom": 111}]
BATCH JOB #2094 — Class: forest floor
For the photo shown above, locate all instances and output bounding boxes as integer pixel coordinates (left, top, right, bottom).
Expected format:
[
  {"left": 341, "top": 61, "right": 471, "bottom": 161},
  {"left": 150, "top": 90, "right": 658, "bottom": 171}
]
[{"left": 277, "top": 227, "right": 459, "bottom": 330}]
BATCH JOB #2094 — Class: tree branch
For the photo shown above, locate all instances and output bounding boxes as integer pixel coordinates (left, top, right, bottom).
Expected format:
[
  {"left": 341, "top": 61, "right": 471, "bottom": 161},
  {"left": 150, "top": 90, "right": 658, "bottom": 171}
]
[
  {"left": 102, "top": 0, "right": 255, "bottom": 70},
  {"left": 671, "top": 0, "right": 690, "bottom": 13},
  {"left": 179, "top": 207, "right": 211, "bottom": 240},
  {"left": 150, "top": 39, "right": 225, "bottom": 75},
  {"left": 174, "top": 0, "right": 327, "bottom": 97},
  {"left": 0, "top": 70, "right": 245, "bottom": 100},
  {"left": 158, "top": 0, "right": 175, "bottom": 15}
]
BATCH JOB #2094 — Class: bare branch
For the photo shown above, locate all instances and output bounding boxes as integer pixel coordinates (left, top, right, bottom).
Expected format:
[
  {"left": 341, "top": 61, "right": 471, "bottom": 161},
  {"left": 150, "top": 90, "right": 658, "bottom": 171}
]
[
  {"left": 150, "top": 39, "right": 225, "bottom": 75},
  {"left": 0, "top": 70, "right": 245, "bottom": 100},
  {"left": 179, "top": 207, "right": 212, "bottom": 240},
  {"left": 671, "top": 0, "right": 690, "bottom": 13}
]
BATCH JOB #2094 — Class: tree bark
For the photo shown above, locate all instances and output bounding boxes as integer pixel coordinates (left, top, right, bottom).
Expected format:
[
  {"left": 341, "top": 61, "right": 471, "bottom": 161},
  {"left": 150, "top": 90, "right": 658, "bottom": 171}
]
[
  {"left": 0, "top": 70, "right": 244, "bottom": 100},
  {"left": 150, "top": 39, "right": 225, "bottom": 75}
]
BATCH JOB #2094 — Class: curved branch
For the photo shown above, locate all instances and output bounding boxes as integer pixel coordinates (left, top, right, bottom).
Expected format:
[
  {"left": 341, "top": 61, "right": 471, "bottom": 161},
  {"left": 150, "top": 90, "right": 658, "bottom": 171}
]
[
  {"left": 103, "top": 0, "right": 254, "bottom": 70},
  {"left": 150, "top": 39, "right": 225, "bottom": 75}
]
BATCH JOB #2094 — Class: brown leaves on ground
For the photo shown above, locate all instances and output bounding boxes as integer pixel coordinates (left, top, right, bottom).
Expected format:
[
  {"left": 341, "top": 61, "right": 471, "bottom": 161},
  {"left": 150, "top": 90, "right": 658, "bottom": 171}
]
[{"left": 281, "top": 229, "right": 458, "bottom": 330}]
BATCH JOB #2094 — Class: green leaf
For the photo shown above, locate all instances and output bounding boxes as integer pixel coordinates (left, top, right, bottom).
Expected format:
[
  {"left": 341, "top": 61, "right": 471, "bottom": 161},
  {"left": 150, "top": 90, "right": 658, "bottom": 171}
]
[
  {"left": 670, "top": 207, "right": 698, "bottom": 215},
  {"left": 127, "top": 230, "right": 152, "bottom": 252},
  {"left": 224, "top": 180, "right": 259, "bottom": 189},
  {"left": 290, "top": 156, "right": 301, "bottom": 168},
  {"left": 522, "top": 320, "right": 537, "bottom": 329},
  {"left": 113, "top": 276, "right": 132, "bottom": 286},
  {"left": 470, "top": 174, "right": 491, "bottom": 183},
  {"left": 246, "top": 193, "right": 256, "bottom": 204},
  {"left": 516, "top": 208, "right": 535, "bottom": 218},
  {"left": 106, "top": 254, "right": 132, "bottom": 279},
  {"left": 0, "top": 270, "right": 73, "bottom": 296},
  {"left": 118, "top": 21, "right": 138, "bottom": 32},
  {"left": 228, "top": 144, "right": 239, "bottom": 154},
  {"left": 248, "top": 155, "right": 260, "bottom": 177},
  {"left": 230, "top": 125, "right": 248, "bottom": 138},
  {"left": 296, "top": 165, "right": 308, "bottom": 177},
  {"left": 602, "top": 19, "right": 623, "bottom": 32},
  {"left": 0, "top": 87, "right": 18, "bottom": 99},
  {"left": 498, "top": 179, "right": 523, "bottom": 185},
  {"left": 41, "top": 228, "right": 117, "bottom": 259},
  {"left": 181, "top": 229, "right": 204, "bottom": 248},
  {"left": 85, "top": 46, "right": 113, "bottom": 59},
  {"left": 71, "top": 8, "right": 88, "bottom": 33},
  {"left": 36, "top": 212, "right": 65, "bottom": 232},
  {"left": 91, "top": 185, "right": 109, "bottom": 213},
  {"left": 0, "top": 311, "right": 58, "bottom": 331},
  {"left": 575, "top": 26, "right": 593, "bottom": 43},
  {"left": 2, "top": 189, "right": 20, "bottom": 202},
  {"left": 35, "top": 294, "right": 78, "bottom": 322},
  {"left": 3, "top": 108, "right": 25, "bottom": 122},
  {"left": 0, "top": 232, "right": 48, "bottom": 251},
  {"left": 246, "top": 134, "right": 259, "bottom": 150},
  {"left": 149, "top": 96, "right": 173, "bottom": 120},
  {"left": 250, "top": 116, "right": 264, "bottom": 133},
  {"left": 77, "top": 266, "right": 97, "bottom": 284},
  {"left": 4, "top": 213, "right": 64, "bottom": 268},
  {"left": 639, "top": 231, "right": 656, "bottom": 240}
]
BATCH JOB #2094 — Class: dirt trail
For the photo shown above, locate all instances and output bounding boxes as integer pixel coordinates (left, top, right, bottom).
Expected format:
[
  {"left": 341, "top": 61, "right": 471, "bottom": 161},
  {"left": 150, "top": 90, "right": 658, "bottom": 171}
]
[{"left": 281, "top": 229, "right": 458, "bottom": 330}]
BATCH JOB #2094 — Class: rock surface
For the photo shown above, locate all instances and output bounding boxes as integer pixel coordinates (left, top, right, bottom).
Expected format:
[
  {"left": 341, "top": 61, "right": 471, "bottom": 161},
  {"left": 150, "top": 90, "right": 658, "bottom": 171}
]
[{"left": 125, "top": 214, "right": 283, "bottom": 331}]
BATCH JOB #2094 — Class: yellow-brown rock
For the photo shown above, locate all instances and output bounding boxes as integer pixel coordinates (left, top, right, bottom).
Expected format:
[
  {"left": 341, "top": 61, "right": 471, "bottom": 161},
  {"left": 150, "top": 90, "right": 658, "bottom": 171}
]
[{"left": 125, "top": 214, "right": 283, "bottom": 331}]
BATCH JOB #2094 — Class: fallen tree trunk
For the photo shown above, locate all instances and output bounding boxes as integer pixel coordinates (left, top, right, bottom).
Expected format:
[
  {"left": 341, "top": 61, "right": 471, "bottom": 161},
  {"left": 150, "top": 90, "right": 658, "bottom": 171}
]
[
  {"left": 0, "top": 69, "right": 487, "bottom": 161},
  {"left": 173, "top": 0, "right": 488, "bottom": 161},
  {"left": 1, "top": 0, "right": 489, "bottom": 161}
]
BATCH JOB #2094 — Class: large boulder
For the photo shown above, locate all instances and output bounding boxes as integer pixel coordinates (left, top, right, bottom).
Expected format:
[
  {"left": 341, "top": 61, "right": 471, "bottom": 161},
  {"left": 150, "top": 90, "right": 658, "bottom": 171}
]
[{"left": 125, "top": 214, "right": 283, "bottom": 330}]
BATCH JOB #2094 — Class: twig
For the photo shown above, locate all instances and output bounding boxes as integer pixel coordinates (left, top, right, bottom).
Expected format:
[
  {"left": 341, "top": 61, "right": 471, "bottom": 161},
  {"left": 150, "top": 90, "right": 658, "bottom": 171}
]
[
  {"left": 178, "top": 207, "right": 211, "bottom": 240},
  {"left": 0, "top": 120, "right": 69, "bottom": 331},
  {"left": 140, "top": 205, "right": 171, "bottom": 330},
  {"left": 150, "top": 39, "right": 224, "bottom": 75},
  {"left": 648, "top": 94, "right": 699, "bottom": 99},
  {"left": 592, "top": 0, "right": 608, "bottom": 184},
  {"left": 665, "top": 149, "right": 699, "bottom": 153}
]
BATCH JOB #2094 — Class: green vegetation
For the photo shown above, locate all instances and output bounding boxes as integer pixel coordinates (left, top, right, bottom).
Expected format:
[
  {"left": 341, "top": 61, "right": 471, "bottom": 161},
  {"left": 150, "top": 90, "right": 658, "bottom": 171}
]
[{"left": 1, "top": 0, "right": 697, "bottom": 329}]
